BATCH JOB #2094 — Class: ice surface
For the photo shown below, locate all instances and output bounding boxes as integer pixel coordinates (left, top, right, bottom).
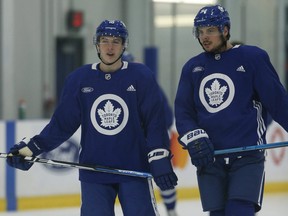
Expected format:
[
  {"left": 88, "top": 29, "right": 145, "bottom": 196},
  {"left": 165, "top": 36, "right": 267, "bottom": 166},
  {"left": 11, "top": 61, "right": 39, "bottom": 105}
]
[{"left": 0, "top": 193, "right": 287, "bottom": 216}]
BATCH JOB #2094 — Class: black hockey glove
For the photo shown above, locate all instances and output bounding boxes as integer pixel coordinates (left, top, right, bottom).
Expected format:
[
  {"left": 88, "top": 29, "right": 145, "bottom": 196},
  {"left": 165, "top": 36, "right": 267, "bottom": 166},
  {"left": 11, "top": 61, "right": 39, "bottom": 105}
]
[
  {"left": 148, "top": 148, "right": 178, "bottom": 191},
  {"left": 179, "top": 129, "right": 214, "bottom": 168},
  {"left": 6, "top": 138, "right": 43, "bottom": 171}
]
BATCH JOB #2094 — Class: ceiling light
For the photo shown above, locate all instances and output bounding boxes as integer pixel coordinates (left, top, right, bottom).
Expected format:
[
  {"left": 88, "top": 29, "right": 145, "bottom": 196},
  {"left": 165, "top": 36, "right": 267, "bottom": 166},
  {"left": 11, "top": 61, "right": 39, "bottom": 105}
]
[{"left": 153, "top": 0, "right": 217, "bottom": 4}]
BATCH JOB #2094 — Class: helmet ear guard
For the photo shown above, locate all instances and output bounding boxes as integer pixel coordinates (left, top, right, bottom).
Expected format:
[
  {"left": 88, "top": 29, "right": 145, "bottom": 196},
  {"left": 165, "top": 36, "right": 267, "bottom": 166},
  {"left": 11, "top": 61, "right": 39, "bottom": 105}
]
[
  {"left": 93, "top": 20, "right": 129, "bottom": 48},
  {"left": 193, "top": 5, "right": 230, "bottom": 39}
]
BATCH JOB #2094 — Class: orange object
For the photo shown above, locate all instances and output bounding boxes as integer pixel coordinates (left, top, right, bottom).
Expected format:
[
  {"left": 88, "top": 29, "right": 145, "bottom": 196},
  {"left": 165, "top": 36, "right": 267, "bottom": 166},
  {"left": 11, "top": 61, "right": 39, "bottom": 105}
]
[{"left": 170, "top": 131, "right": 189, "bottom": 169}]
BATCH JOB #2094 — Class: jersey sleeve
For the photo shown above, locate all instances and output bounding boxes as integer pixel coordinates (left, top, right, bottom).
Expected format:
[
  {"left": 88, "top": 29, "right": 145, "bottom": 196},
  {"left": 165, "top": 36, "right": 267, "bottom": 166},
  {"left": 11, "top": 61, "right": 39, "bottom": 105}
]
[
  {"left": 251, "top": 47, "right": 288, "bottom": 131},
  {"left": 174, "top": 61, "right": 200, "bottom": 136},
  {"left": 136, "top": 67, "right": 170, "bottom": 152},
  {"left": 32, "top": 71, "right": 81, "bottom": 152},
  {"left": 160, "top": 88, "right": 173, "bottom": 129}
]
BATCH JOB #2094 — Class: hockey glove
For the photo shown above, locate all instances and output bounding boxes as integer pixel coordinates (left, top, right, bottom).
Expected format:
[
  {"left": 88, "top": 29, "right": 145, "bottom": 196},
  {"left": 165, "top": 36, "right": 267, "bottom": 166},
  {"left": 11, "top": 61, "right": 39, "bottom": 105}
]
[
  {"left": 148, "top": 148, "right": 178, "bottom": 191},
  {"left": 6, "top": 137, "right": 43, "bottom": 171},
  {"left": 179, "top": 129, "right": 214, "bottom": 168}
]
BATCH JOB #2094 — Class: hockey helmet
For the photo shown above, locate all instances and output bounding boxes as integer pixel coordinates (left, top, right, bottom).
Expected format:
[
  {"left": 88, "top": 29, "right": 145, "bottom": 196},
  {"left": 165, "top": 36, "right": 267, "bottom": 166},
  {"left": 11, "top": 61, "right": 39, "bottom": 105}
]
[
  {"left": 193, "top": 5, "right": 230, "bottom": 38},
  {"left": 93, "top": 20, "right": 129, "bottom": 48}
]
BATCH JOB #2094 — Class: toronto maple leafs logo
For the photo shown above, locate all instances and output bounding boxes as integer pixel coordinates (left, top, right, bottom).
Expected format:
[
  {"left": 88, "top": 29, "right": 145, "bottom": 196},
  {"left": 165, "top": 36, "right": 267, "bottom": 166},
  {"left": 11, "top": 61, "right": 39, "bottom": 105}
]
[
  {"left": 205, "top": 79, "right": 227, "bottom": 107},
  {"left": 97, "top": 100, "right": 121, "bottom": 128},
  {"left": 90, "top": 94, "right": 129, "bottom": 135},
  {"left": 199, "top": 73, "right": 235, "bottom": 113}
]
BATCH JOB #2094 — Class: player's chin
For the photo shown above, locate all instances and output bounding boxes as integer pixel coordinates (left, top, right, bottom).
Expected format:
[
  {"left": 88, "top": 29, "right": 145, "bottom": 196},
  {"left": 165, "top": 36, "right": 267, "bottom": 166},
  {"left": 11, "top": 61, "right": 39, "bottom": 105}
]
[
  {"left": 204, "top": 45, "right": 219, "bottom": 53},
  {"left": 201, "top": 43, "right": 211, "bottom": 51},
  {"left": 203, "top": 47, "right": 212, "bottom": 52},
  {"left": 103, "top": 56, "right": 116, "bottom": 63}
]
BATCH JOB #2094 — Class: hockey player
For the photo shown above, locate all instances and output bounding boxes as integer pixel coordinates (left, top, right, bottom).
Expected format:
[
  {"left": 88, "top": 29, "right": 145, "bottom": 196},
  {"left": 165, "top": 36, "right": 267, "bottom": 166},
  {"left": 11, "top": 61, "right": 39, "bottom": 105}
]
[
  {"left": 7, "top": 19, "right": 178, "bottom": 216},
  {"left": 122, "top": 51, "right": 178, "bottom": 216},
  {"left": 175, "top": 4, "right": 288, "bottom": 216}
]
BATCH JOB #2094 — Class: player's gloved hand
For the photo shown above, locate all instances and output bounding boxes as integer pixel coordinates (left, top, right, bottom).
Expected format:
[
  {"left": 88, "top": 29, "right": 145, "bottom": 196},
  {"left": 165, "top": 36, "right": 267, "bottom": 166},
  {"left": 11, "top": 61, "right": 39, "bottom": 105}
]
[
  {"left": 6, "top": 137, "right": 43, "bottom": 171},
  {"left": 179, "top": 129, "right": 214, "bottom": 168},
  {"left": 148, "top": 148, "right": 178, "bottom": 191}
]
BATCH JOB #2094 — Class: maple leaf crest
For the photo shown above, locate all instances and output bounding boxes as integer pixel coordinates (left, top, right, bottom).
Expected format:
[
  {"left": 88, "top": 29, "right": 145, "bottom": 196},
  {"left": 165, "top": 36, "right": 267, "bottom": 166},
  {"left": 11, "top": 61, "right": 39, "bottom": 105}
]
[
  {"left": 205, "top": 79, "right": 227, "bottom": 106},
  {"left": 97, "top": 100, "right": 122, "bottom": 128}
]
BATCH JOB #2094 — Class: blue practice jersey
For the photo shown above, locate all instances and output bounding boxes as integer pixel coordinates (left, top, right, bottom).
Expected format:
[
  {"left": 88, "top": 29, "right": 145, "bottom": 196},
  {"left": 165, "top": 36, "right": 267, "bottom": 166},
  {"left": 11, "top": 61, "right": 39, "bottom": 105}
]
[
  {"left": 175, "top": 45, "right": 288, "bottom": 152},
  {"left": 161, "top": 89, "right": 173, "bottom": 130},
  {"left": 32, "top": 61, "right": 170, "bottom": 183}
]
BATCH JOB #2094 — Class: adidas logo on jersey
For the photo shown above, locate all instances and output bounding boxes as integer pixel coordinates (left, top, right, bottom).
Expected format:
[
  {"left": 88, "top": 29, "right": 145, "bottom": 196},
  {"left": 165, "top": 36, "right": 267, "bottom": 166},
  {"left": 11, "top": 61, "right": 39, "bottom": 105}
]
[
  {"left": 236, "top": 65, "right": 246, "bottom": 72},
  {"left": 127, "top": 85, "right": 136, "bottom": 91}
]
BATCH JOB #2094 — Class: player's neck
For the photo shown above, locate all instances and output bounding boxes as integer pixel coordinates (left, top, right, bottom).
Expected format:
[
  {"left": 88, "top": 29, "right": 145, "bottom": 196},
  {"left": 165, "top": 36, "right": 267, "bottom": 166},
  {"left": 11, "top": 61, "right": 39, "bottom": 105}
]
[
  {"left": 99, "top": 60, "right": 122, "bottom": 72},
  {"left": 226, "top": 42, "right": 233, "bottom": 50},
  {"left": 210, "top": 41, "right": 233, "bottom": 54}
]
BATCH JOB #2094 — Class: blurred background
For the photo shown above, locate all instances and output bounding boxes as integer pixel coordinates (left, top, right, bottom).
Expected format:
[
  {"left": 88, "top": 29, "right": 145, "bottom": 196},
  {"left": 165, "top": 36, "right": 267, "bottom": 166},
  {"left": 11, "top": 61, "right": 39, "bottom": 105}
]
[{"left": 1, "top": 0, "right": 287, "bottom": 120}]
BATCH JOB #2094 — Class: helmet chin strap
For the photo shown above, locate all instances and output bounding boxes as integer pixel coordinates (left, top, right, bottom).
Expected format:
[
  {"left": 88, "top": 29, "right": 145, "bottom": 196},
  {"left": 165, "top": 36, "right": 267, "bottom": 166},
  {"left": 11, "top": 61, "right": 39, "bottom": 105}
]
[{"left": 97, "top": 47, "right": 126, "bottom": 66}]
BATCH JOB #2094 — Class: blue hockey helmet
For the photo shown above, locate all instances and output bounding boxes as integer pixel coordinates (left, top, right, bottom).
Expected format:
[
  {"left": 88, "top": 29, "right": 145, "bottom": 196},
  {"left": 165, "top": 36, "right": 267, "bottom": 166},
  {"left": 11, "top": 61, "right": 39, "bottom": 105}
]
[
  {"left": 193, "top": 5, "right": 230, "bottom": 38},
  {"left": 93, "top": 20, "right": 129, "bottom": 48}
]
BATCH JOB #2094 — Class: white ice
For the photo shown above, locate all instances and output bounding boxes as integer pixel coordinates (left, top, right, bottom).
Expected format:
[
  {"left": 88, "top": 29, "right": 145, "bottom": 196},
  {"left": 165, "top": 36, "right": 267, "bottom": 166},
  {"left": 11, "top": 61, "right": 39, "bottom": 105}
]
[{"left": 0, "top": 193, "right": 287, "bottom": 216}]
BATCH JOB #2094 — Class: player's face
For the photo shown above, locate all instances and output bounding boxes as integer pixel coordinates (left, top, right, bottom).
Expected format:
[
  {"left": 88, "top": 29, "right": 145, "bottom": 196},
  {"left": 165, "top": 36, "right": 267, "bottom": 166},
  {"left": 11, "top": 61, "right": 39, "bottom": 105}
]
[
  {"left": 97, "top": 36, "right": 124, "bottom": 64},
  {"left": 198, "top": 26, "right": 228, "bottom": 53}
]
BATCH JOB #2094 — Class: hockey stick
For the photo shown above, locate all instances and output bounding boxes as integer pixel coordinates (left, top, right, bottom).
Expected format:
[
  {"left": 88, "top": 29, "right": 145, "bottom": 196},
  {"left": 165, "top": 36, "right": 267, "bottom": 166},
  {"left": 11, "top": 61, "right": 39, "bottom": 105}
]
[
  {"left": 0, "top": 153, "right": 153, "bottom": 179},
  {"left": 1, "top": 142, "right": 287, "bottom": 178},
  {"left": 214, "top": 141, "right": 288, "bottom": 155}
]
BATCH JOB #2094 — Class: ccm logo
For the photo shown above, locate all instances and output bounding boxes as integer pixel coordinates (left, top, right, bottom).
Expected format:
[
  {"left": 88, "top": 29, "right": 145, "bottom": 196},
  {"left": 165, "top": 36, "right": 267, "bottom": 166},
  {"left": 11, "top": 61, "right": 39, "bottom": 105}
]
[{"left": 148, "top": 151, "right": 164, "bottom": 159}]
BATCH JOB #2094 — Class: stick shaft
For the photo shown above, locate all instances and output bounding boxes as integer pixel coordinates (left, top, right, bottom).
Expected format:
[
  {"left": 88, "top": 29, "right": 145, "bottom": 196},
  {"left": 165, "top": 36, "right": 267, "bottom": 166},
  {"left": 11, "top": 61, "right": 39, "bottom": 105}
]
[
  {"left": 214, "top": 141, "right": 288, "bottom": 155},
  {"left": 0, "top": 153, "right": 153, "bottom": 179},
  {"left": 1, "top": 141, "right": 287, "bottom": 177}
]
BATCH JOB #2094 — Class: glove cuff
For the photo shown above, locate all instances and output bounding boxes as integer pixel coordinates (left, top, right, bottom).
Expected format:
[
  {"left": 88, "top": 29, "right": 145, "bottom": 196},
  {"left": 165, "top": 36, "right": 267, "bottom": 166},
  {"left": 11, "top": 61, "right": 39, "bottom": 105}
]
[
  {"left": 148, "top": 148, "right": 170, "bottom": 163},
  {"left": 26, "top": 138, "right": 43, "bottom": 156},
  {"left": 149, "top": 156, "right": 173, "bottom": 176},
  {"left": 179, "top": 129, "right": 208, "bottom": 146}
]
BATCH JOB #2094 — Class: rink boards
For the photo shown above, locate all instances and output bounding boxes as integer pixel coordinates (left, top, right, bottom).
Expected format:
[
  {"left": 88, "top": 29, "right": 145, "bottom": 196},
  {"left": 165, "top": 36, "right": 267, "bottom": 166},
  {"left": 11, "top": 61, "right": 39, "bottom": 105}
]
[{"left": 0, "top": 120, "right": 288, "bottom": 212}]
